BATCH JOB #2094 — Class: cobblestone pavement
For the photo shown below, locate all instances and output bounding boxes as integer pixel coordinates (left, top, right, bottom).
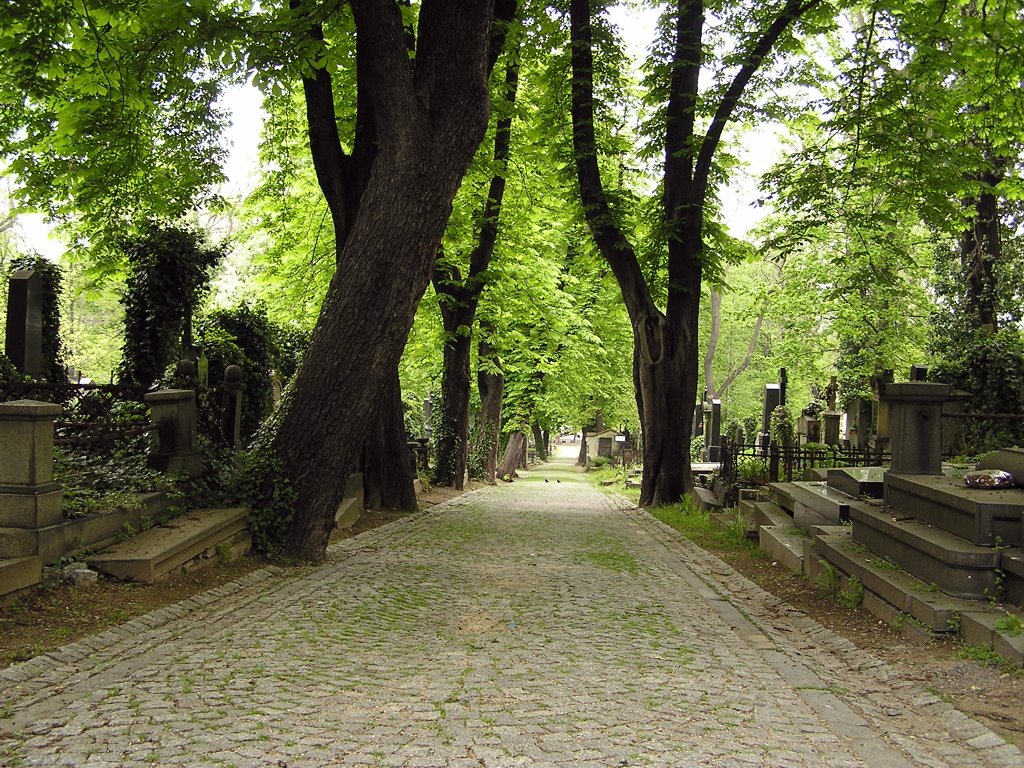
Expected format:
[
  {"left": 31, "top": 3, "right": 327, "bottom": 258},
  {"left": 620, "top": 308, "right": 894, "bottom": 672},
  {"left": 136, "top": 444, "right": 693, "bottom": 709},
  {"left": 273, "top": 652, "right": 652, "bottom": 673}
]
[{"left": 2, "top": 452, "right": 1022, "bottom": 768}]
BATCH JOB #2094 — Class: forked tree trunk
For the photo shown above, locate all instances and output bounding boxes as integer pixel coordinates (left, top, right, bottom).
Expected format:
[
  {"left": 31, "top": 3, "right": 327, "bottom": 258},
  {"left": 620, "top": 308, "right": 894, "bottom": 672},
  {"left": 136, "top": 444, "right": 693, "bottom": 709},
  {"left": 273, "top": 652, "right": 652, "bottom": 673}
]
[
  {"left": 273, "top": 1, "right": 496, "bottom": 561},
  {"left": 569, "top": 0, "right": 815, "bottom": 507},
  {"left": 362, "top": 367, "right": 416, "bottom": 511},
  {"left": 496, "top": 430, "right": 525, "bottom": 480}
]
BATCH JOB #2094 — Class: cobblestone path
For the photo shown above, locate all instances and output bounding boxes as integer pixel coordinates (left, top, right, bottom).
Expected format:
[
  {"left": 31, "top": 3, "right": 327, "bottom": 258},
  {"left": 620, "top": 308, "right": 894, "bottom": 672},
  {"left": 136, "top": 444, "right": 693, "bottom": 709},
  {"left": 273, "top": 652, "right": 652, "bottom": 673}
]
[{"left": 2, "top": 451, "right": 1022, "bottom": 767}]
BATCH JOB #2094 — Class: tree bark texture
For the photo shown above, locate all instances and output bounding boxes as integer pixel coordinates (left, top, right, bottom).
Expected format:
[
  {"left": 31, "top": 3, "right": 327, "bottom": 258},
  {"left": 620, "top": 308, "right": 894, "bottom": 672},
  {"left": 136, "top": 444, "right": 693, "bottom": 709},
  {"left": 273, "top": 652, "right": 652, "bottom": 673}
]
[
  {"left": 473, "top": 337, "right": 503, "bottom": 483},
  {"left": 433, "top": 316, "right": 473, "bottom": 489},
  {"left": 531, "top": 423, "right": 548, "bottom": 461},
  {"left": 273, "top": 0, "right": 496, "bottom": 561},
  {"left": 497, "top": 430, "right": 525, "bottom": 480},
  {"left": 362, "top": 366, "right": 417, "bottom": 511}
]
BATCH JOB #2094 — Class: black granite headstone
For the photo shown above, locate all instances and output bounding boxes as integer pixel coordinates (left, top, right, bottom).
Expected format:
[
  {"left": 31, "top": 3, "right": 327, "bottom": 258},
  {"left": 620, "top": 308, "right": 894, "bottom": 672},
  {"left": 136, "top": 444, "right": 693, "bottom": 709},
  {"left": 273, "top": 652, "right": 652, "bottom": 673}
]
[{"left": 5, "top": 269, "right": 43, "bottom": 376}]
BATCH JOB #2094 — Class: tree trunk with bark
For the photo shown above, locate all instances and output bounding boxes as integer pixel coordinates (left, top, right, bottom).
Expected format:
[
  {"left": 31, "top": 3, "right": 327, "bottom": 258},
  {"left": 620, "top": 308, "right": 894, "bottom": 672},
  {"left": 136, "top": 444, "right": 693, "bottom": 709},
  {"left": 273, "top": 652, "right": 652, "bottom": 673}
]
[
  {"left": 961, "top": 166, "right": 1003, "bottom": 330},
  {"left": 569, "top": 0, "right": 816, "bottom": 507},
  {"left": 531, "top": 423, "right": 548, "bottom": 461},
  {"left": 362, "top": 367, "right": 417, "bottom": 511},
  {"left": 497, "top": 430, "right": 525, "bottom": 480},
  {"left": 474, "top": 337, "right": 503, "bottom": 483},
  {"left": 271, "top": 0, "right": 498, "bottom": 561},
  {"left": 433, "top": 312, "right": 473, "bottom": 489}
]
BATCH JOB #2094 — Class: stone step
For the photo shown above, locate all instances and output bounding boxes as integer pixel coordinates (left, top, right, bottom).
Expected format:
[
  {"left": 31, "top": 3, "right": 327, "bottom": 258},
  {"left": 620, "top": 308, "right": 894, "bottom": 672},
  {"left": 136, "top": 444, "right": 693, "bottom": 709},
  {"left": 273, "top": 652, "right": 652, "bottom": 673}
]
[
  {"left": 884, "top": 473, "right": 1024, "bottom": 547},
  {"left": 1001, "top": 549, "right": 1024, "bottom": 607},
  {"left": 811, "top": 530, "right": 992, "bottom": 632},
  {"left": 851, "top": 506, "right": 1000, "bottom": 600},
  {"left": 0, "top": 527, "right": 37, "bottom": 558},
  {"left": 758, "top": 525, "right": 806, "bottom": 574},
  {"left": 691, "top": 485, "right": 721, "bottom": 511},
  {"left": 88, "top": 507, "right": 249, "bottom": 583},
  {"left": 753, "top": 500, "right": 791, "bottom": 530},
  {"left": 0, "top": 555, "right": 41, "bottom": 603},
  {"left": 768, "top": 481, "right": 858, "bottom": 532}
]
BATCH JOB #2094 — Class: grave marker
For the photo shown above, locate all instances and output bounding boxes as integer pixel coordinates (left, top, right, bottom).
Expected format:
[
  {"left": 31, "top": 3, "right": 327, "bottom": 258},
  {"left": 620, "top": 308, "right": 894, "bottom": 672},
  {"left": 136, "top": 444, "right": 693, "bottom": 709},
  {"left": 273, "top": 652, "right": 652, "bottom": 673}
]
[{"left": 4, "top": 269, "right": 43, "bottom": 376}]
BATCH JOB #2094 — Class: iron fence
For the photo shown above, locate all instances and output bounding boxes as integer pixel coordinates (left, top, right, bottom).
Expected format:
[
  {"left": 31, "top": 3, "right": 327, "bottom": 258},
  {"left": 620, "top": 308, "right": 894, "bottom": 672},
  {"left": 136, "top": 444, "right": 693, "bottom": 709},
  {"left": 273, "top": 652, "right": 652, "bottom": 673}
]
[
  {"left": 1, "top": 380, "right": 152, "bottom": 453},
  {"left": 719, "top": 437, "right": 889, "bottom": 507}
]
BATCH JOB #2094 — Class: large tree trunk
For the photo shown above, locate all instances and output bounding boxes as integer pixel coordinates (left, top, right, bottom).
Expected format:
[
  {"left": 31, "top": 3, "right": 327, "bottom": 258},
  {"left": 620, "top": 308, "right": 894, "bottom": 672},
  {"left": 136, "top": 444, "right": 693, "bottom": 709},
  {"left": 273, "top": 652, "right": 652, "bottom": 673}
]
[
  {"left": 569, "top": 0, "right": 814, "bottom": 507},
  {"left": 362, "top": 367, "right": 416, "bottom": 511},
  {"left": 496, "top": 430, "right": 525, "bottom": 480},
  {"left": 433, "top": 305, "right": 473, "bottom": 489},
  {"left": 273, "top": 0, "right": 496, "bottom": 561},
  {"left": 474, "top": 337, "right": 503, "bottom": 483},
  {"left": 531, "top": 423, "right": 548, "bottom": 461}
]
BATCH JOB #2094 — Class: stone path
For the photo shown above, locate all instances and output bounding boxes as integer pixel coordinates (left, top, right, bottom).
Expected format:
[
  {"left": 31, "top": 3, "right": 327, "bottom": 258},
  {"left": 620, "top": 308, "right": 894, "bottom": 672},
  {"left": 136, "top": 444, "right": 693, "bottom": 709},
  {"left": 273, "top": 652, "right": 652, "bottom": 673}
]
[{"left": 1, "top": 449, "right": 1022, "bottom": 767}]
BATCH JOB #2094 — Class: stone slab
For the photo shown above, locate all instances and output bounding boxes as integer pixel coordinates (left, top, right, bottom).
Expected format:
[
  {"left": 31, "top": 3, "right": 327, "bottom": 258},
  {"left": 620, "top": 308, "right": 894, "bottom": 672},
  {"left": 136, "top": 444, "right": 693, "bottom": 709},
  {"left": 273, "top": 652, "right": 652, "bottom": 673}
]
[
  {"left": 768, "top": 482, "right": 855, "bottom": 529},
  {"left": 1001, "top": 549, "right": 1024, "bottom": 607},
  {"left": 0, "top": 555, "right": 40, "bottom": 602},
  {"left": 851, "top": 505, "right": 1000, "bottom": 600},
  {"left": 88, "top": 507, "right": 248, "bottom": 583},
  {"left": 758, "top": 525, "right": 805, "bottom": 573},
  {"left": 812, "top": 531, "right": 984, "bottom": 631},
  {"left": 961, "top": 611, "right": 1000, "bottom": 650},
  {"left": 691, "top": 485, "right": 721, "bottom": 511},
  {"left": 884, "top": 473, "right": 1024, "bottom": 546},
  {"left": 827, "top": 467, "right": 885, "bottom": 499},
  {"left": 993, "top": 631, "right": 1024, "bottom": 667},
  {"left": 36, "top": 492, "right": 168, "bottom": 565},
  {"left": 752, "top": 500, "right": 790, "bottom": 531},
  {"left": 335, "top": 496, "right": 362, "bottom": 529}
]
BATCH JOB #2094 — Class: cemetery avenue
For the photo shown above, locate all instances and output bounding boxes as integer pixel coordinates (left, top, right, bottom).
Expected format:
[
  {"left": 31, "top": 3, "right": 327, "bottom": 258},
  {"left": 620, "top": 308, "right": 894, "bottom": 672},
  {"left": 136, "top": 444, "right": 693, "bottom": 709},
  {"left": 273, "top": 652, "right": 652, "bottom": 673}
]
[{"left": 0, "top": 448, "right": 1020, "bottom": 767}]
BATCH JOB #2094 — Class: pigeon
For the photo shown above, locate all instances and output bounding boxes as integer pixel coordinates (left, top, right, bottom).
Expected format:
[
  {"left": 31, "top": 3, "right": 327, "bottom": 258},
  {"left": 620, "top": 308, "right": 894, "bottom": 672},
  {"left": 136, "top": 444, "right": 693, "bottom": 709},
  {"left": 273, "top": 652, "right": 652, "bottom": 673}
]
[{"left": 544, "top": 479, "right": 549, "bottom": 483}]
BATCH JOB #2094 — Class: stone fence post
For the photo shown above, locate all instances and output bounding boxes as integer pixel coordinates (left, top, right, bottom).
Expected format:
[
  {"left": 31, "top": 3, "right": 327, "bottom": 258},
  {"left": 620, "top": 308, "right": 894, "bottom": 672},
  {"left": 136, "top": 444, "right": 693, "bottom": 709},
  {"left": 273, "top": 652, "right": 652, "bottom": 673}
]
[
  {"left": 145, "top": 389, "right": 203, "bottom": 478},
  {"left": 0, "top": 400, "right": 63, "bottom": 530}
]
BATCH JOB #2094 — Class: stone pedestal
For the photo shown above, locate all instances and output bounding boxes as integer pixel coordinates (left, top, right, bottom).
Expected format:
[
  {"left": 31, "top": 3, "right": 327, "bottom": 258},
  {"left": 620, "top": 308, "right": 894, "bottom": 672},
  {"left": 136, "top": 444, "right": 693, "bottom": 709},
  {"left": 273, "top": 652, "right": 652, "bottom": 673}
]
[
  {"left": 822, "top": 412, "right": 841, "bottom": 446},
  {"left": 0, "top": 400, "right": 64, "bottom": 529},
  {"left": 145, "top": 389, "right": 203, "bottom": 478},
  {"left": 880, "top": 382, "right": 951, "bottom": 476}
]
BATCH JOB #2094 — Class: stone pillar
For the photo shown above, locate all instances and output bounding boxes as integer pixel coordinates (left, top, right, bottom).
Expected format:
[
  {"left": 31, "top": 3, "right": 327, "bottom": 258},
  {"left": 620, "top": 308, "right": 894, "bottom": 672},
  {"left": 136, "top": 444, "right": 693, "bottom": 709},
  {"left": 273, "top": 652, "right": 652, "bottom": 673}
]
[
  {"left": 822, "top": 412, "right": 841, "bottom": 446},
  {"left": 0, "top": 400, "right": 64, "bottom": 529},
  {"left": 880, "top": 382, "right": 951, "bottom": 476},
  {"left": 761, "top": 384, "right": 781, "bottom": 447},
  {"left": 145, "top": 389, "right": 203, "bottom": 478},
  {"left": 222, "top": 365, "right": 243, "bottom": 448},
  {"left": 4, "top": 270, "right": 43, "bottom": 376}
]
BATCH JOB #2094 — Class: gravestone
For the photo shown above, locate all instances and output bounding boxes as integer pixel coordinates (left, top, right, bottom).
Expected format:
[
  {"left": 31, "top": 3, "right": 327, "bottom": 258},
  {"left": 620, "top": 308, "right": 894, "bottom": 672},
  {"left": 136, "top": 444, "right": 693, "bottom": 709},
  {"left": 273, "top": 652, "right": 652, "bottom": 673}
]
[
  {"left": 222, "top": 365, "right": 243, "bottom": 448},
  {"left": 880, "top": 381, "right": 950, "bottom": 475},
  {"left": 846, "top": 396, "right": 872, "bottom": 449},
  {"left": 822, "top": 412, "right": 841, "bottom": 446},
  {"left": 4, "top": 269, "right": 43, "bottom": 376},
  {"left": 704, "top": 399, "right": 722, "bottom": 462},
  {"left": 869, "top": 370, "right": 895, "bottom": 452},
  {"left": 761, "top": 384, "right": 781, "bottom": 447}
]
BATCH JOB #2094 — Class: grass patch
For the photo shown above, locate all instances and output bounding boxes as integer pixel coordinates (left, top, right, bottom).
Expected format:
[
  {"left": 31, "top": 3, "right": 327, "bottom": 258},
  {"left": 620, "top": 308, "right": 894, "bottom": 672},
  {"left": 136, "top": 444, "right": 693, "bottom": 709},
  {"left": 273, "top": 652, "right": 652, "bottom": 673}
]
[
  {"left": 583, "top": 550, "right": 639, "bottom": 574},
  {"left": 648, "top": 497, "right": 758, "bottom": 552}
]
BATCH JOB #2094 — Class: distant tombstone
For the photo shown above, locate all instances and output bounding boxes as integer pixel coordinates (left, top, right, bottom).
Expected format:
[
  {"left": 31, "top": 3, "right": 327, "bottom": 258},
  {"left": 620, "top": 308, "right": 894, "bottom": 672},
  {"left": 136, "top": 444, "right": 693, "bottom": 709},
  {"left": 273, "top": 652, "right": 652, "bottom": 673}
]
[
  {"left": 704, "top": 399, "right": 722, "bottom": 462},
  {"left": 845, "top": 396, "right": 872, "bottom": 449},
  {"left": 222, "top": 365, "right": 243, "bottom": 448},
  {"left": 4, "top": 269, "right": 43, "bottom": 376},
  {"left": 779, "top": 368, "right": 788, "bottom": 406},
  {"left": 197, "top": 351, "right": 209, "bottom": 387},
  {"left": 805, "top": 418, "right": 821, "bottom": 444},
  {"left": 761, "top": 384, "right": 781, "bottom": 437},
  {"left": 822, "top": 412, "right": 841, "bottom": 446},
  {"left": 910, "top": 364, "right": 928, "bottom": 382},
  {"left": 824, "top": 376, "right": 838, "bottom": 411}
]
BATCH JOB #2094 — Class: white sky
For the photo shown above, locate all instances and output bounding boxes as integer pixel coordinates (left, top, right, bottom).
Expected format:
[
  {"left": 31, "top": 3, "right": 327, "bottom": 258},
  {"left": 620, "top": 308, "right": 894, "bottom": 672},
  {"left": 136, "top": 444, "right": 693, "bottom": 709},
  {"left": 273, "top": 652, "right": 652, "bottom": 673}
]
[{"left": 15, "top": 3, "right": 778, "bottom": 257}]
